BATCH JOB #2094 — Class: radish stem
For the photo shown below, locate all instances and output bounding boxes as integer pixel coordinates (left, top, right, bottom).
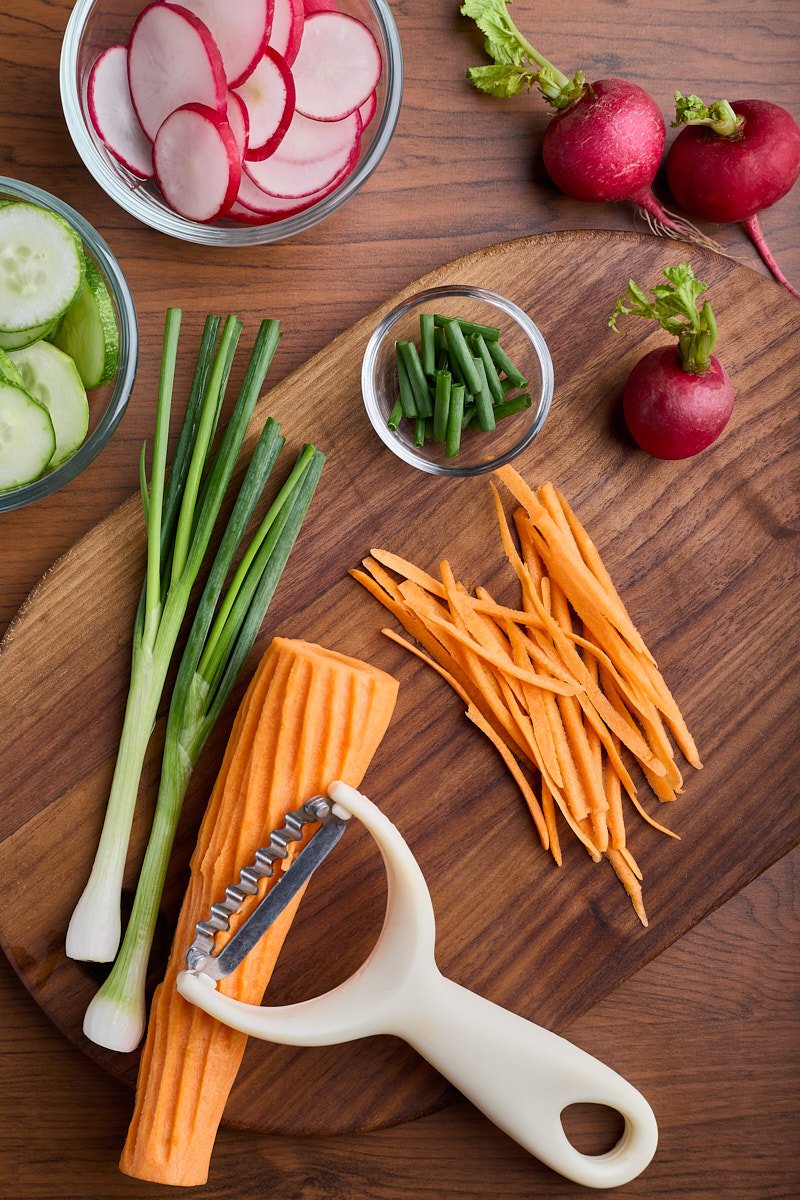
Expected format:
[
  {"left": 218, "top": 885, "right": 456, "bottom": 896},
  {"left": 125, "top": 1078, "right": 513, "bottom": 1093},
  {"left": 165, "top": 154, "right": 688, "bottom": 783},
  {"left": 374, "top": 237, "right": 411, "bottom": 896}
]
[
  {"left": 744, "top": 213, "right": 800, "bottom": 300},
  {"left": 672, "top": 92, "right": 744, "bottom": 138},
  {"left": 610, "top": 264, "right": 718, "bottom": 374}
]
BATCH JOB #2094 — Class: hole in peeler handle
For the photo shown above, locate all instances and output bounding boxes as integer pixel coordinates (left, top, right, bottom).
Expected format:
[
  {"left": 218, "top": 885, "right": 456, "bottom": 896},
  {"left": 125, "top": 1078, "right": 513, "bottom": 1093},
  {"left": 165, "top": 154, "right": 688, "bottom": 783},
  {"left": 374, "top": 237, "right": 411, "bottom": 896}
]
[{"left": 560, "top": 1103, "right": 626, "bottom": 1157}]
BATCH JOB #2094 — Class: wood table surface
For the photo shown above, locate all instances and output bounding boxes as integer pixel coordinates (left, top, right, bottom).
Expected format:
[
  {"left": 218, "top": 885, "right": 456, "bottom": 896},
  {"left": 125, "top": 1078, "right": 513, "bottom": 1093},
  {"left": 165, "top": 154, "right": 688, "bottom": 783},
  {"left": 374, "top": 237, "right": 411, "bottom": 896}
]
[{"left": 0, "top": 1, "right": 798, "bottom": 1197}]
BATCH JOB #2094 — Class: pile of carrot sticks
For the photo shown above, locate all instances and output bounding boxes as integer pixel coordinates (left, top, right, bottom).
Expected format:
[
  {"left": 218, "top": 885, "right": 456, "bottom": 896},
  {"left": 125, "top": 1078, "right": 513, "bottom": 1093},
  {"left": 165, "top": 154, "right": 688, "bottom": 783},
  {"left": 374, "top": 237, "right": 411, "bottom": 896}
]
[{"left": 351, "top": 465, "right": 701, "bottom": 925}]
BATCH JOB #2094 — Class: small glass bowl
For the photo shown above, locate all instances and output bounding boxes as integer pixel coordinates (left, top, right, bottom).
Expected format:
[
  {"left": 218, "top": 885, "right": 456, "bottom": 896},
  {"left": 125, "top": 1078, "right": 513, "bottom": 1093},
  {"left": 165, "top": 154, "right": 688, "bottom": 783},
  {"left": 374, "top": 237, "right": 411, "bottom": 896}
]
[
  {"left": 0, "top": 177, "right": 138, "bottom": 513},
  {"left": 60, "top": 0, "right": 403, "bottom": 246},
  {"left": 362, "top": 285, "right": 554, "bottom": 476}
]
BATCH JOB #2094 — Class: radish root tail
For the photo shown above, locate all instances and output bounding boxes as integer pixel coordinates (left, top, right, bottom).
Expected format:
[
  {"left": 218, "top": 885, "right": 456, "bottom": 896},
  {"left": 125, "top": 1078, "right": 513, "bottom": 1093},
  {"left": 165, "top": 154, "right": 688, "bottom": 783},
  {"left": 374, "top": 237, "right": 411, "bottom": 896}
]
[
  {"left": 744, "top": 214, "right": 800, "bottom": 300},
  {"left": 637, "top": 203, "right": 728, "bottom": 255}
]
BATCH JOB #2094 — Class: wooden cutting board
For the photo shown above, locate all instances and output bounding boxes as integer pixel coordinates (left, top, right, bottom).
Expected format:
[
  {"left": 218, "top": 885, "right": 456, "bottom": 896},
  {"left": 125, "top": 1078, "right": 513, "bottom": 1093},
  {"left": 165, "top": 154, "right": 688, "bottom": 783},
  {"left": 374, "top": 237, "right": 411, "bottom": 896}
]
[{"left": 0, "top": 231, "right": 798, "bottom": 1139}]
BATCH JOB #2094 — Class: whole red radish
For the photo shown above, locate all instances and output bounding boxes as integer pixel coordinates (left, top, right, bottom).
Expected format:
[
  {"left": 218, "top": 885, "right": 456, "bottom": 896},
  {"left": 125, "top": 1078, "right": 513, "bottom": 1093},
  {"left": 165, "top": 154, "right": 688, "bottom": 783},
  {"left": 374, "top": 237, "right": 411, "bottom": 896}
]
[
  {"left": 667, "top": 94, "right": 800, "bottom": 299},
  {"left": 460, "top": 0, "right": 713, "bottom": 244},
  {"left": 609, "top": 264, "right": 734, "bottom": 459}
]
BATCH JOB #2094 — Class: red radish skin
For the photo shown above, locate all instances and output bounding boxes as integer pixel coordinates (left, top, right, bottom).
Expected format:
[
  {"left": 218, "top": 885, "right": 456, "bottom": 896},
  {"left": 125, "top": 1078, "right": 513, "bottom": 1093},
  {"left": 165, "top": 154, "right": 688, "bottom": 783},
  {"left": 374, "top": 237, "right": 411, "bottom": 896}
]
[
  {"left": 226, "top": 91, "right": 250, "bottom": 158},
  {"left": 303, "top": 0, "right": 338, "bottom": 11},
  {"left": 359, "top": 90, "right": 377, "bottom": 131},
  {"left": 236, "top": 48, "right": 295, "bottom": 160},
  {"left": 623, "top": 347, "right": 734, "bottom": 459},
  {"left": 88, "top": 45, "right": 154, "bottom": 179},
  {"left": 245, "top": 109, "right": 360, "bottom": 197},
  {"left": 291, "top": 12, "right": 381, "bottom": 121},
  {"left": 178, "top": 0, "right": 272, "bottom": 88},
  {"left": 235, "top": 151, "right": 355, "bottom": 219},
  {"left": 667, "top": 99, "right": 800, "bottom": 299},
  {"left": 269, "top": 0, "right": 304, "bottom": 67},
  {"left": 154, "top": 103, "right": 241, "bottom": 221},
  {"left": 127, "top": 2, "right": 227, "bottom": 141}
]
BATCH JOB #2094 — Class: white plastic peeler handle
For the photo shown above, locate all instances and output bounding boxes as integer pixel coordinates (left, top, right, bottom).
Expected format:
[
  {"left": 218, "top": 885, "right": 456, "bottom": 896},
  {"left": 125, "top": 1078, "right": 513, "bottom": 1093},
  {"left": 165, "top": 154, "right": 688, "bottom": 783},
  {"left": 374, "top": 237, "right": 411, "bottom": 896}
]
[{"left": 178, "top": 782, "right": 658, "bottom": 1189}]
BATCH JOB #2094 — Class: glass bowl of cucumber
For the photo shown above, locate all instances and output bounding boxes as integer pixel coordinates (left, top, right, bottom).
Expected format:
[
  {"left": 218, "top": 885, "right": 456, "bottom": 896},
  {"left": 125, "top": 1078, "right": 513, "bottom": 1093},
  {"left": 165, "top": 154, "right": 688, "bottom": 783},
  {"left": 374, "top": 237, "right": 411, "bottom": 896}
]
[
  {"left": 361, "top": 285, "right": 554, "bottom": 477},
  {"left": 59, "top": 0, "right": 403, "bottom": 246},
  {"left": 0, "top": 177, "right": 137, "bottom": 512}
]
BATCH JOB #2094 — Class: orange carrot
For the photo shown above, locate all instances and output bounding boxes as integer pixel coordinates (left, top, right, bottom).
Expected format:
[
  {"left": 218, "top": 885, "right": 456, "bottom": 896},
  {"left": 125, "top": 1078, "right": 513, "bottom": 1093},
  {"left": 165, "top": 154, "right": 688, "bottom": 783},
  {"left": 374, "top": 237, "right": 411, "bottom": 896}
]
[{"left": 120, "top": 639, "right": 399, "bottom": 1187}]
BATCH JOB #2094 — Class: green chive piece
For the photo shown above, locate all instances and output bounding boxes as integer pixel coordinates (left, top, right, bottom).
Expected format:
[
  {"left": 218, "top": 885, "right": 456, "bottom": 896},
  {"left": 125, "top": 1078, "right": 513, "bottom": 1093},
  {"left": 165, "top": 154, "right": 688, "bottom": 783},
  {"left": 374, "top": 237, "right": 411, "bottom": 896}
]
[
  {"left": 472, "top": 333, "right": 505, "bottom": 404},
  {"left": 414, "top": 416, "right": 427, "bottom": 447},
  {"left": 420, "top": 313, "right": 436, "bottom": 376},
  {"left": 396, "top": 344, "right": 418, "bottom": 418},
  {"left": 387, "top": 397, "right": 403, "bottom": 430},
  {"left": 446, "top": 383, "right": 465, "bottom": 457},
  {"left": 494, "top": 393, "right": 532, "bottom": 421},
  {"left": 433, "top": 370, "right": 451, "bottom": 442},
  {"left": 443, "top": 320, "right": 482, "bottom": 395},
  {"left": 462, "top": 403, "right": 476, "bottom": 429},
  {"left": 488, "top": 339, "right": 527, "bottom": 388},
  {"left": 433, "top": 314, "right": 500, "bottom": 342},
  {"left": 398, "top": 341, "right": 433, "bottom": 417},
  {"left": 471, "top": 356, "right": 496, "bottom": 432}
]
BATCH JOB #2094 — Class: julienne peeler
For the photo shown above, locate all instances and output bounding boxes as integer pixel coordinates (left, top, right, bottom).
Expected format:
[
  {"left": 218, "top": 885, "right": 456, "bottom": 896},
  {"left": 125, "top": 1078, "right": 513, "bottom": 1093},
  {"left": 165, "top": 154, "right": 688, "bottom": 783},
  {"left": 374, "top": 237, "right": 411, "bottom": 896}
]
[{"left": 177, "top": 781, "right": 658, "bottom": 1190}]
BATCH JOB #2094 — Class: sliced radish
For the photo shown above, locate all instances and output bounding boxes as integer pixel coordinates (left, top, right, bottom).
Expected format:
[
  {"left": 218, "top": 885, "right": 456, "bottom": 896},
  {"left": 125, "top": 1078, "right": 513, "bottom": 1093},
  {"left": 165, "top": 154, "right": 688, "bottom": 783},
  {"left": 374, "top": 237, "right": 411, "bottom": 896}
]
[
  {"left": 127, "top": 2, "right": 227, "bottom": 141},
  {"left": 178, "top": 0, "right": 272, "bottom": 88},
  {"left": 153, "top": 103, "right": 241, "bottom": 221},
  {"left": 235, "top": 48, "right": 294, "bottom": 160},
  {"left": 303, "top": 0, "right": 338, "bottom": 11},
  {"left": 269, "top": 0, "right": 304, "bottom": 67},
  {"left": 227, "top": 91, "right": 249, "bottom": 157},
  {"left": 244, "top": 110, "right": 360, "bottom": 197},
  {"left": 236, "top": 153, "right": 353, "bottom": 214},
  {"left": 359, "top": 90, "right": 377, "bottom": 131},
  {"left": 292, "top": 12, "right": 380, "bottom": 121},
  {"left": 228, "top": 201, "right": 270, "bottom": 224},
  {"left": 87, "top": 46, "right": 154, "bottom": 179}
]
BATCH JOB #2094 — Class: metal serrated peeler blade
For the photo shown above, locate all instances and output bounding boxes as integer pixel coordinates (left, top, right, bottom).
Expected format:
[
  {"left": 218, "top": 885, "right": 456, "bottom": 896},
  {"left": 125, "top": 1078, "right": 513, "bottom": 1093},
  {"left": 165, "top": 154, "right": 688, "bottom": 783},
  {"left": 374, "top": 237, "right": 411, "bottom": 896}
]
[{"left": 185, "top": 795, "right": 349, "bottom": 981}]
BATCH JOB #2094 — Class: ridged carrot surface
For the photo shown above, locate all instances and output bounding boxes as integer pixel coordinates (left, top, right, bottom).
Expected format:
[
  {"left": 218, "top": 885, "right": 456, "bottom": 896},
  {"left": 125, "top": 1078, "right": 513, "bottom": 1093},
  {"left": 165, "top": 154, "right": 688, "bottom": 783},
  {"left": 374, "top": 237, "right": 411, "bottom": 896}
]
[{"left": 120, "top": 638, "right": 398, "bottom": 1187}]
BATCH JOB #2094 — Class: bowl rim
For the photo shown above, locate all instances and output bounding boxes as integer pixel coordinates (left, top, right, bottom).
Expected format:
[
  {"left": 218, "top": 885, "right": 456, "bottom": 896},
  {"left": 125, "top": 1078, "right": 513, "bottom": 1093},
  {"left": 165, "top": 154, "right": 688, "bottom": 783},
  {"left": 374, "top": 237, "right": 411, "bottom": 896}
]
[
  {"left": 0, "top": 176, "right": 138, "bottom": 512},
  {"left": 361, "top": 284, "right": 554, "bottom": 477},
  {"left": 59, "top": 0, "right": 404, "bottom": 246}
]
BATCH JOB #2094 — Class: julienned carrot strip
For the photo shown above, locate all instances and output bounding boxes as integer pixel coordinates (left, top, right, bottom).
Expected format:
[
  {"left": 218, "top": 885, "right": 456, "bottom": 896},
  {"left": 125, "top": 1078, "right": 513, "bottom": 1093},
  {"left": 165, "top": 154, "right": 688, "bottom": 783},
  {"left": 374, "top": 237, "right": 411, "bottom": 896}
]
[
  {"left": 502, "top": 616, "right": 563, "bottom": 788},
  {"left": 604, "top": 739, "right": 626, "bottom": 850},
  {"left": 513, "top": 507, "right": 543, "bottom": 590},
  {"left": 581, "top": 649, "right": 610, "bottom": 851},
  {"left": 361, "top": 555, "right": 405, "bottom": 603},
  {"left": 600, "top": 666, "right": 680, "bottom": 800},
  {"left": 541, "top": 783, "right": 562, "bottom": 866},
  {"left": 496, "top": 466, "right": 654, "bottom": 662},
  {"left": 541, "top": 689, "right": 590, "bottom": 823},
  {"left": 607, "top": 849, "right": 648, "bottom": 927},
  {"left": 620, "top": 846, "right": 642, "bottom": 881},
  {"left": 369, "top": 548, "right": 447, "bottom": 599},
  {"left": 464, "top": 704, "right": 549, "bottom": 848},
  {"left": 121, "top": 639, "right": 399, "bottom": 1188},
  {"left": 381, "top": 627, "right": 471, "bottom": 707}
]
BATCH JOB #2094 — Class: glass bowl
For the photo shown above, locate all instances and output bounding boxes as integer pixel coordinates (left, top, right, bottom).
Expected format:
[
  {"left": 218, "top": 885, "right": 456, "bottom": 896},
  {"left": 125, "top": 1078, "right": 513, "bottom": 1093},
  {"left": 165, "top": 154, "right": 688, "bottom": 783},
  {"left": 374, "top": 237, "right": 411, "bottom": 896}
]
[
  {"left": 362, "top": 285, "right": 554, "bottom": 476},
  {"left": 60, "top": 0, "right": 403, "bottom": 246},
  {"left": 0, "top": 177, "right": 138, "bottom": 513}
]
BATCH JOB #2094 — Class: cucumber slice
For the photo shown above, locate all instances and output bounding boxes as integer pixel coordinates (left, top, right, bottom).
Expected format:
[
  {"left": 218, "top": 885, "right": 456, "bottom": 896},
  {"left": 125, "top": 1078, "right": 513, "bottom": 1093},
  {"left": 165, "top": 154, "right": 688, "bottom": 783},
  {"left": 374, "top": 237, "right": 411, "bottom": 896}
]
[
  {"left": 53, "top": 258, "right": 120, "bottom": 388},
  {"left": 9, "top": 341, "right": 89, "bottom": 467},
  {"left": 0, "top": 380, "right": 56, "bottom": 491},
  {"left": 0, "top": 346, "right": 24, "bottom": 386},
  {"left": 0, "top": 318, "right": 58, "bottom": 350},
  {"left": 0, "top": 202, "right": 84, "bottom": 333}
]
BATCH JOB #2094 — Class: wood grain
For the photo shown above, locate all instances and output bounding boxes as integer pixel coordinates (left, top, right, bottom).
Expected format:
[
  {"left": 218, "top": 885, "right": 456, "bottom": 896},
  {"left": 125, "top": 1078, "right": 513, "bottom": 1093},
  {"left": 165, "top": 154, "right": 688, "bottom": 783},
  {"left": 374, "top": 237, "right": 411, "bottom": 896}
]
[
  {"left": 1, "top": 0, "right": 799, "bottom": 1193},
  {"left": 0, "top": 230, "right": 798, "bottom": 1138},
  {"left": 2, "top": 848, "right": 797, "bottom": 1200}
]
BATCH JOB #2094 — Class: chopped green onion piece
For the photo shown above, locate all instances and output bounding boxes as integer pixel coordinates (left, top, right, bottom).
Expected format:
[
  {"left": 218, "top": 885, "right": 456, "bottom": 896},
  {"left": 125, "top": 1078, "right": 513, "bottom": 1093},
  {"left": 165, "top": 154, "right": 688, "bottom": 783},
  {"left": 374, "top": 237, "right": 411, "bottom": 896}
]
[
  {"left": 493, "top": 393, "right": 532, "bottom": 421},
  {"left": 420, "top": 313, "right": 436, "bottom": 376},
  {"left": 446, "top": 383, "right": 465, "bottom": 457},
  {"left": 398, "top": 341, "right": 433, "bottom": 417},
  {"left": 433, "top": 314, "right": 500, "bottom": 341},
  {"left": 396, "top": 349, "right": 417, "bottom": 419},
  {"left": 387, "top": 397, "right": 403, "bottom": 430},
  {"left": 471, "top": 356, "right": 496, "bottom": 432},
  {"left": 472, "top": 333, "right": 505, "bottom": 404},
  {"left": 433, "top": 370, "right": 451, "bottom": 442},
  {"left": 488, "top": 338, "right": 527, "bottom": 388},
  {"left": 443, "top": 319, "right": 482, "bottom": 396},
  {"left": 414, "top": 416, "right": 426, "bottom": 446},
  {"left": 462, "top": 403, "right": 476, "bottom": 429}
]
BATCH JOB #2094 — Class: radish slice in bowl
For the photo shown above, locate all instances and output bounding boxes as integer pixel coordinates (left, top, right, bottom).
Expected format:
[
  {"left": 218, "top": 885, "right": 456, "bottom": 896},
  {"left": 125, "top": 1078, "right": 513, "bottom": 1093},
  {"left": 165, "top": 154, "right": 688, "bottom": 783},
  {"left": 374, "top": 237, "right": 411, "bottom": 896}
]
[
  {"left": 128, "top": 2, "right": 228, "bottom": 141},
  {"left": 292, "top": 12, "right": 380, "bottom": 121},
  {"left": 226, "top": 91, "right": 250, "bottom": 158},
  {"left": 235, "top": 48, "right": 295, "bottom": 160},
  {"left": 88, "top": 45, "right": 154, "bottom": 179},
  {"left": 244, "top": 109, "right": 360, "bottom": 197},
  {"left": 178, "top": 0, "right": 272, "bottom": 88},
  {"left": 236, "top": 153, "right": 355, "bottom": 214},
  {"left": 154, "top": 103, "right": 241, "bottom": 221},
  {"left": 269, "top": 0, "right": 304, "bottom": 66},
  {"left": 359, "top": 90, "right": 377, "bottom": 131}
]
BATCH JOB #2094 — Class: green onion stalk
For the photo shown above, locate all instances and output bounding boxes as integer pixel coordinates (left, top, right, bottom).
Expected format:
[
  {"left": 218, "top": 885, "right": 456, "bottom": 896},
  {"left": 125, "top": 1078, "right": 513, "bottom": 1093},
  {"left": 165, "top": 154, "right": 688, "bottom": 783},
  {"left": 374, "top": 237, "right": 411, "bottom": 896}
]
[
  {"left": 66, "top": 312, "right": 283, "bottom": 964},
  {"left": 82, "top": 434, "right": 324, "bottom": 1051}
]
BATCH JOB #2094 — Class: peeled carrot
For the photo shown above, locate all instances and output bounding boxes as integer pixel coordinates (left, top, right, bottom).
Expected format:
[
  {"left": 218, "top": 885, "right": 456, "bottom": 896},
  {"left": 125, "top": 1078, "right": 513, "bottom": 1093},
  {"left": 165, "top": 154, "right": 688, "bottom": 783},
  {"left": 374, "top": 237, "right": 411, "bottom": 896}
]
[{"left": 120, "top": 638, "right": 398, "bottom": 1187}]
